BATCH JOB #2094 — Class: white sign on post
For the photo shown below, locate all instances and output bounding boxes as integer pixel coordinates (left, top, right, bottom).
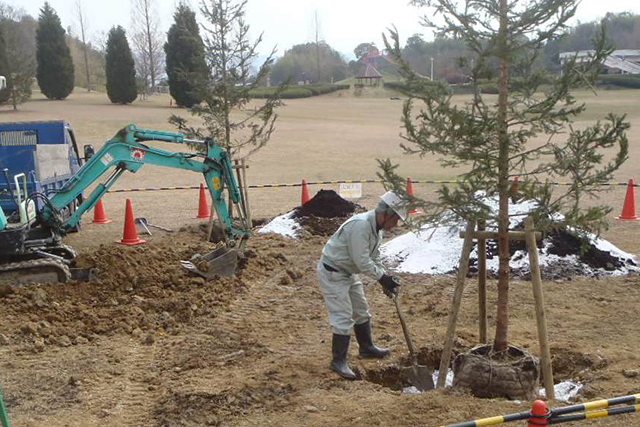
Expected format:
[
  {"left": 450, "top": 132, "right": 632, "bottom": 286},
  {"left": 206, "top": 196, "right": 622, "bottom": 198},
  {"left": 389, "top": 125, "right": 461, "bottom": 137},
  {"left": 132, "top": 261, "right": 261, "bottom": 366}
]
[{"left": 339, "top": 182, "right": 362, "bottom": 199}]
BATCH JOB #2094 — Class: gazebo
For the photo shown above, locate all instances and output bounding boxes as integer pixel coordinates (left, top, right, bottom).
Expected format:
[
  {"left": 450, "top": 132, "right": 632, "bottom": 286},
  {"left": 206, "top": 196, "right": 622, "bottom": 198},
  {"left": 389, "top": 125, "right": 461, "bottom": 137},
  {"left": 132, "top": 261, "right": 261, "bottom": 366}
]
[{"left": 355, "top": 63, "right": 382, "bottom": 86}]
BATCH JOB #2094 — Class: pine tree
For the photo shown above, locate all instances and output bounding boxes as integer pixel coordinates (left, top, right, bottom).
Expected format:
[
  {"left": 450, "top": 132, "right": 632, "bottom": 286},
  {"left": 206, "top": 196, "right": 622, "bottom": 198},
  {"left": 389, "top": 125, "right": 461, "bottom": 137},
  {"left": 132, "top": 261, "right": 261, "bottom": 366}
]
[
  {"left": 380, "top": 0, "right": 629, "bottom": 354},
  {"left": 36, "top": 2, "right": 74, "bottom": 100},
  {"left": 164, "top": 3, "right": 208, "bottom": 108},
  {"left": 169, "top": 0, "right": 283, "bottom": 157},
  {"left": 105, "top": 26, "right": 137, "bottom": 104}
]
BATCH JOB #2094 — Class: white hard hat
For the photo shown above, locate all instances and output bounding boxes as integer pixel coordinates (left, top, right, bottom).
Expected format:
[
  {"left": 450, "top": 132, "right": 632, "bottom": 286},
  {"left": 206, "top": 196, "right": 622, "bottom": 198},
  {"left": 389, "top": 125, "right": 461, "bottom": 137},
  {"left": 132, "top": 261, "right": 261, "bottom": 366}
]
[{"left": 380, "top": 191, "right": 408, "bottom": 221}]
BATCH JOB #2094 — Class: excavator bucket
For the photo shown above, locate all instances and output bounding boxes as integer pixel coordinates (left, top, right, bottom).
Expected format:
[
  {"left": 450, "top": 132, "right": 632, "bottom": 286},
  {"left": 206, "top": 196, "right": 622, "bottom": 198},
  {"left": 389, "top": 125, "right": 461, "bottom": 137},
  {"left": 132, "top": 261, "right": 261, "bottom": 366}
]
[{"left": 180, "top": 246, "right": 240, "bottom": 279}]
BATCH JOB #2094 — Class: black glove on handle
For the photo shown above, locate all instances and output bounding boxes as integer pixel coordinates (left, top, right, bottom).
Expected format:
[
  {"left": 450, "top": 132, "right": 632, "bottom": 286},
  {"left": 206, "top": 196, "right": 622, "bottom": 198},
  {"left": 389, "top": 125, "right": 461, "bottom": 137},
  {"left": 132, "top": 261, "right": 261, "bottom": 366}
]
[{"left": 378, "top": 274, "right": 400, "bottom": 298}]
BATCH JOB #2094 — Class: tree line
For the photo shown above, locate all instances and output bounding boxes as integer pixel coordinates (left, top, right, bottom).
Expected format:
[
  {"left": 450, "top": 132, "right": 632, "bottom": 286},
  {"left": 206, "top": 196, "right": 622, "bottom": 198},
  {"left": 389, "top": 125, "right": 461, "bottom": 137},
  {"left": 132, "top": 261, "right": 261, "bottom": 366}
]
[{"left": 1, "top": 1, "right": 639, "bottom": 110}]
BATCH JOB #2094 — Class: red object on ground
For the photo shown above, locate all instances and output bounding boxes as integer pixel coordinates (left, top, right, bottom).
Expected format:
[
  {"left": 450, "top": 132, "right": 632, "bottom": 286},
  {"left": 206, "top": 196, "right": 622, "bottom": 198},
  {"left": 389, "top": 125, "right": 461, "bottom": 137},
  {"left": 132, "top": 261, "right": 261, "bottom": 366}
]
[
  {"left": 617, "top": 178, "right": 639, "bottom": 220},
  {"left": 301, "top": 179, "right": 311, "bottom": 206},
  {"left": 406, "top": 177, "right": 420, "bottom": 215},
  {"left": 527, "top": 400, "right": 549, "bottom": 427},
  {"left": 117, "top": 199, "right": 146, "bottom": 245},
  {"left": 196, "top": 183, "right": 211, "bottom": 219},
  {"left": 92, "top": 199, "right": 111, "bottom": 224}
]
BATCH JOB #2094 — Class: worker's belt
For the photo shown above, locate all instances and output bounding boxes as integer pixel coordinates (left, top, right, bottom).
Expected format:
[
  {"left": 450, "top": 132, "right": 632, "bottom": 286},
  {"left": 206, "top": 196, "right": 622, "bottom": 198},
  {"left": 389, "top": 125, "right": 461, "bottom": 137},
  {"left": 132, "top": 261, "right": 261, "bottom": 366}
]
[{"left": 323, "top": 263, "right": 339, "bottom": 273}]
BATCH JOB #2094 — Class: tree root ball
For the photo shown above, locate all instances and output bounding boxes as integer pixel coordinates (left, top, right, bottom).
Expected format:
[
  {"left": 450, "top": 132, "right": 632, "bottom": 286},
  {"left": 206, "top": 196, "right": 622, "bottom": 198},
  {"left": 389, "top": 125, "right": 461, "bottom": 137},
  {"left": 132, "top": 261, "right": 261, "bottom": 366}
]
[{"left": 453, "top": 344, "right": 540, "bottom": 400}]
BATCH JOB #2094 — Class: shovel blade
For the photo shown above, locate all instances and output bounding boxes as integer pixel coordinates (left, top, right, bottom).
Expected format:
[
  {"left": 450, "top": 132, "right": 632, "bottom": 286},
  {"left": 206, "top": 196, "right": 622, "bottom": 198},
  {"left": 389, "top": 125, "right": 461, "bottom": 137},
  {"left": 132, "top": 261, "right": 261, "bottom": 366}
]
[
  {"left": 403, "top": 365, "right": 435, "bottom": 392},
  {"left": 181, "top": 246, "right": 239, "bottom": 278}
]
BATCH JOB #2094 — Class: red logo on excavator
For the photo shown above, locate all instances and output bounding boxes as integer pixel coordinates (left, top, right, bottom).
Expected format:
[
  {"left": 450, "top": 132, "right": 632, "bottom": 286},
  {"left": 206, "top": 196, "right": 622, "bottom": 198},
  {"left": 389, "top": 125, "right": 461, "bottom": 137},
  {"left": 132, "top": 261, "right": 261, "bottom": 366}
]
[{"left": 130, "top": 148, "right": 146, "bottom": 161}]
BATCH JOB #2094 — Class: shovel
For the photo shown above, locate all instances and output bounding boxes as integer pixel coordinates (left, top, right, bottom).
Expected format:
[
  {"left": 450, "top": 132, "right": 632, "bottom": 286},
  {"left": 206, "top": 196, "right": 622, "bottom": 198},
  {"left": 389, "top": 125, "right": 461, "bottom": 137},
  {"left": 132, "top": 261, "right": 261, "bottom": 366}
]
[
  {"left": 135, "top": 217, "right": 173, "bottom": 233},
  {"left": 393, "top": 293, "right": 435, "bottom": 391}
]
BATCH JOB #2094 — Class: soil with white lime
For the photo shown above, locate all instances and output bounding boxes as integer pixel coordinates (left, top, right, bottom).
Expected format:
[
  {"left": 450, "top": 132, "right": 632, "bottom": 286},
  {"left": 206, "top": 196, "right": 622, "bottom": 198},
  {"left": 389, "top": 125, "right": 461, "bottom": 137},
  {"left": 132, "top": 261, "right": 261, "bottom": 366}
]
[{"left": 1, "top": 218, "right": 640, "bottom": 427}]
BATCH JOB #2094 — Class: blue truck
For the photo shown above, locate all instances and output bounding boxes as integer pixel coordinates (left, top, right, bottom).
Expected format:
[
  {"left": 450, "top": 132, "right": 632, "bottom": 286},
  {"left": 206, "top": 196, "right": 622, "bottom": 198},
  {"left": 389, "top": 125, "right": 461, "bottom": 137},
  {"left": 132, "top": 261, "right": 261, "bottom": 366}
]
[{"left": 0, "top": 121, "right": 85, "bottom": 222}]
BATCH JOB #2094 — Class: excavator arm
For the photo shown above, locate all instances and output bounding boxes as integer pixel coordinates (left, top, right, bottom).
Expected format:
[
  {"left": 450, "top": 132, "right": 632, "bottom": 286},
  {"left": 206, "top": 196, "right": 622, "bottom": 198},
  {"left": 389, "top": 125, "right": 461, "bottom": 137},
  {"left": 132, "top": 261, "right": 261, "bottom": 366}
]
[{"left": 40, "top": 124, "right": 250, "bottom": 249}]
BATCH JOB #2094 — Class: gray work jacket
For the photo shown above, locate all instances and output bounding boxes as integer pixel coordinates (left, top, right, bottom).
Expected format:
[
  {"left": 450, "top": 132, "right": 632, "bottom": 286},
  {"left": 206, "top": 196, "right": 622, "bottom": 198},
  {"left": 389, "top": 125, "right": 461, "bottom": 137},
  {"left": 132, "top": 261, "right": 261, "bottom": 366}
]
[{"left": 320, "top": 210, "right": 386, "bottom": 281}]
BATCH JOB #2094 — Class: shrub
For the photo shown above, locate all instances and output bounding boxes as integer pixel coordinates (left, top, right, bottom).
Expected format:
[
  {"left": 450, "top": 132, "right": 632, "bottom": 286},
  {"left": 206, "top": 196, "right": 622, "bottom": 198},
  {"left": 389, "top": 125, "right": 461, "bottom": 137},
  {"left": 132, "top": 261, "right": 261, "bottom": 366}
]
[{"left": 597, "top": 74, "right": 640, "bottom": 89}]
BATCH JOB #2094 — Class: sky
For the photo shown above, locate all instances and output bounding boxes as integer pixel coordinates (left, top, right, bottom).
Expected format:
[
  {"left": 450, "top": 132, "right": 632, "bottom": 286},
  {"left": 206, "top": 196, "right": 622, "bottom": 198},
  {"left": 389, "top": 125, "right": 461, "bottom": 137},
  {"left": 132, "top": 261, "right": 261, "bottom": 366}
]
[{"left": 12, "top": 0, "right": 640, "bottom": 60}]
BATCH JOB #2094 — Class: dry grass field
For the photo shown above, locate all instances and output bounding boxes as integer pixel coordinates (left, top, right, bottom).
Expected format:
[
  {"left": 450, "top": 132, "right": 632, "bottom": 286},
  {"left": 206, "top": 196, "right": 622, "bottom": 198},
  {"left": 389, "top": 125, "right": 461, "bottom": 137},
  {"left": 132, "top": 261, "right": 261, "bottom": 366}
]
[
  {"left": 1, "top": 86, "right": 638, "bottom": 254},
  {"left": 1, "top": 86, "right": 639, "bottom": 427}
]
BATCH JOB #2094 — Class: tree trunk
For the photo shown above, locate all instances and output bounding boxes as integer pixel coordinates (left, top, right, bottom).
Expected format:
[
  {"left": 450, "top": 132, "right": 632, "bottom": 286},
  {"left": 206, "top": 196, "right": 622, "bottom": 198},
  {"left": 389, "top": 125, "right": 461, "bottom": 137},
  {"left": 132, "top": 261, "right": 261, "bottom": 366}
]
[{"left": 493, "top": 0, "right": 510, "bottom": 354}]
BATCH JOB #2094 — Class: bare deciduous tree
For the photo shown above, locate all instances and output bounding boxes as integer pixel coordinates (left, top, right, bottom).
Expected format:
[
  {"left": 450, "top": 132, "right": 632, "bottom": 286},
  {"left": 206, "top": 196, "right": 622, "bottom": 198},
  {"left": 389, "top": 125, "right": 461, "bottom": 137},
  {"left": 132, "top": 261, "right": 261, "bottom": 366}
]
[
  {"left": 130, "top": 0, "right": 163, "bottom": 93},
  {"left": 73, "top": 0, "right": 91, "bottom": 91}
]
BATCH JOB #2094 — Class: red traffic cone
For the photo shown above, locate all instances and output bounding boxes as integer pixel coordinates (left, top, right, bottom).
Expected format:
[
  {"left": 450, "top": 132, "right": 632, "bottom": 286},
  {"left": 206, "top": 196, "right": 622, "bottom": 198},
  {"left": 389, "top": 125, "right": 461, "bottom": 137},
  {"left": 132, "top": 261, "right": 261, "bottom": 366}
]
[
  {"left": 617, "top": 178, "right": 639, "bottom": 220},
  {"left": 92, "top": 198, "right": 111, "bottom": 224},
  {"left": 406, "top": 177, "right": 420, "bottom": 215},
  {"left": 527, "top": 400, "right": 549, "bottom": 427},
  {"left": 301, "top": 179, "right": 311, "bottom": 206},
  {"left": 117, "top": 199, "right": 146, "bottom": 245},
  {"left": 196, "top": 183, "right": 211, "bottom": 219}
]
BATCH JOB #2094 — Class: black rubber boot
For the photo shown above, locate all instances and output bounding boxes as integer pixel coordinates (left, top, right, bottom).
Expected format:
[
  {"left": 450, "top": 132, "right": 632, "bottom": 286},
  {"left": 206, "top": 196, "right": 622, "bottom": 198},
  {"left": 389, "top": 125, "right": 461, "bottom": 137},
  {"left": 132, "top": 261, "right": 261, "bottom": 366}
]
[
  {"left": 330, "top": 334, "right": 357, "bottom": 380},
  {"left": 354, "top": 320, "right": 390, "bottom": 359}
]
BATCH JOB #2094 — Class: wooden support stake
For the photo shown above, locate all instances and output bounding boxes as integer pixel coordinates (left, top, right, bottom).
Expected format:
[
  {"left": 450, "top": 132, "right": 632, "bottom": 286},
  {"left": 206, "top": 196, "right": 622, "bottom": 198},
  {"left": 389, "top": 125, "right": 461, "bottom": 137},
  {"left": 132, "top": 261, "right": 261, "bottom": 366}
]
[
  {"left": 241, "top": 159, "right": 252, "bottom": 227},
  {"left": 437, "top": 220, "right": 476, "bottom": 388},
  {"left": 524, "top": 217, "right": 555, "bottom": 400},
  {"left": 477, "top": 219, "right": 488, "bottom": 344}
]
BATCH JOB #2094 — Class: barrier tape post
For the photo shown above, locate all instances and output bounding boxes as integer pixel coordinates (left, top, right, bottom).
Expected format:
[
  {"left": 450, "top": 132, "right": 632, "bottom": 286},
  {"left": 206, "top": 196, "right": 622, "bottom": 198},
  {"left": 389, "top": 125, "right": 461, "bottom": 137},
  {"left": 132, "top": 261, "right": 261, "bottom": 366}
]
[{"left": 528, "top": 400, "right": 549, "bottom": 427}]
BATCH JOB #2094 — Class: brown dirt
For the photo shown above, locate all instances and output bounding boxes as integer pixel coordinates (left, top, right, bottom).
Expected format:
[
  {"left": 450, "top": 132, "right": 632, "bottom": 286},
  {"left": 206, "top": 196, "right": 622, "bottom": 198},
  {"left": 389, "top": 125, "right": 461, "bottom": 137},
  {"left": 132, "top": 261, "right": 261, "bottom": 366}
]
[{"left": 0, "top": 90, "right": 639, "bottom": 426}]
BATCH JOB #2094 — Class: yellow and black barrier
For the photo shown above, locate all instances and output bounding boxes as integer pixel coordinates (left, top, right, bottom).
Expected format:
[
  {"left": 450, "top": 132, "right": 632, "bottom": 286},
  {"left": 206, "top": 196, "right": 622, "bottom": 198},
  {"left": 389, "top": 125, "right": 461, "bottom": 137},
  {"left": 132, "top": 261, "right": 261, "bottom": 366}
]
[
  {"left": 442, "top": 393, "right": 640, "bottom": 427},
  {"left": 105, "top": 178, "right": 638, "bottom": 194}
]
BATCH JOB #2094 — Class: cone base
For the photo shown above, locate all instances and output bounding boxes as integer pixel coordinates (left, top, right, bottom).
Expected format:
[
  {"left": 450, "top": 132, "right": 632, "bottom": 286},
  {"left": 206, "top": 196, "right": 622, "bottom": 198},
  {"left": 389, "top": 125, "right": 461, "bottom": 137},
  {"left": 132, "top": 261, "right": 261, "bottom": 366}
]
[
  {"left": 196, "top": 213, "right": 211, "bottom": 219},
  {"left": 616, "top": 216, "right": 639, "bottom": 221},
  {"left": 93, "top": 219, "right": 112, "bottom": 224},
  {"left": 117, "top": 238, "right": 146, "bottom": 246}
]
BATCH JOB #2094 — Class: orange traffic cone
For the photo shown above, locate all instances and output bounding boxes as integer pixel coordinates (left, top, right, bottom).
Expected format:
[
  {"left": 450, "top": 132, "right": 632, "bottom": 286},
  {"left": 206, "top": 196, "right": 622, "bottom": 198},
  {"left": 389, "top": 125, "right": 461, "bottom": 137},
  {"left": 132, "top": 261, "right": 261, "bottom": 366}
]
[
  {"left": 196, "top": 183, "right": 211, "bottom": 219},
  {"left": 617, "top": 178, "right": 639, "bottom": 221},
  {"left": 301, "top": 179, "right": 311, "bottom": 206},
  {"left": 92, "top": 198, "right": 111, "bottom": 224},
  {"left": 117, "top": 199, "right": 146, "bottom": 245},
  {"left": 406, "top": 177, "right": 420, "bottom": 215}
]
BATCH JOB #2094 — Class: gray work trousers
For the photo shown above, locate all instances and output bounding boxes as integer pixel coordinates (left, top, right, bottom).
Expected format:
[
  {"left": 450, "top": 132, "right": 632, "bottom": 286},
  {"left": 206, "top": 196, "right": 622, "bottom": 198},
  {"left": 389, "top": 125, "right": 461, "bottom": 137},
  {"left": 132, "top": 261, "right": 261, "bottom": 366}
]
[{"left": 317, "top": 261, "right": 371, "bottom": 336}]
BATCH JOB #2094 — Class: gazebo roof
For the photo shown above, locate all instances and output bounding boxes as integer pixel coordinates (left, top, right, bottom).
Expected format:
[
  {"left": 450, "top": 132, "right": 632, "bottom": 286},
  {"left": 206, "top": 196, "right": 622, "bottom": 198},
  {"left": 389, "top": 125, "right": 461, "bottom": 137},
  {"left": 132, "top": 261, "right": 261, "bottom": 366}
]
[{"left": 356, "top": 63, "right": 382, "bottom": 79}]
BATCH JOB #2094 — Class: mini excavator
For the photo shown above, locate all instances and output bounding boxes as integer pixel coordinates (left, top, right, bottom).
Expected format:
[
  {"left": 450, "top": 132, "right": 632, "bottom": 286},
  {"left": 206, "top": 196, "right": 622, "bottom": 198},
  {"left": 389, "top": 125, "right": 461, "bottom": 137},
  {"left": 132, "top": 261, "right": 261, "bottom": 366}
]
[{"left": 0, "top": 124, "right": 251, "bottom": 284}]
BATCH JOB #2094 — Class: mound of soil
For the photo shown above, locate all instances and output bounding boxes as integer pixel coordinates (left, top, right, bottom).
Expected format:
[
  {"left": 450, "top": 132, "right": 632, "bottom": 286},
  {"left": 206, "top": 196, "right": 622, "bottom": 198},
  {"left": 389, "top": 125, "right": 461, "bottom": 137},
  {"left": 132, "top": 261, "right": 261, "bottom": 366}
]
[
  {"left": 292, "top": 190, "right": 361, "bottom": 219},
  {"left": 0, "top": 230, "right": 294, "bottom": 350},
  {"left": 475, "top": 226, "right": 637, "bottom": 280}
]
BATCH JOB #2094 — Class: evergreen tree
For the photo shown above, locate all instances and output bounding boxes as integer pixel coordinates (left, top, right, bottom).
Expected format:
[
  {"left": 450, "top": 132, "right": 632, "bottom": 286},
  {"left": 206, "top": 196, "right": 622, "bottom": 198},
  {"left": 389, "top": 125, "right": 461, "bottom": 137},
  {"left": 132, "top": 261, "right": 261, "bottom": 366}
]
[
  {"left": 0, "top": 28, "right": 9, "bottom": 104},
  {"left": 164, "top": 3, "right": 208, "bottom": 108},
  {"left": 380, "top": 0, "right": 629, "bottom": 356},
  {"left": 105, "top": 26, "right": 137, "bottom": 104},
  {"left": 169, "top": 0, "right": 283, "bottom": 157},
  {"left": 36, "top": 2, "right": 74, "bottom": 99},
  {"left": 0, "top": 9, "right": 36, "bottom": 110}
]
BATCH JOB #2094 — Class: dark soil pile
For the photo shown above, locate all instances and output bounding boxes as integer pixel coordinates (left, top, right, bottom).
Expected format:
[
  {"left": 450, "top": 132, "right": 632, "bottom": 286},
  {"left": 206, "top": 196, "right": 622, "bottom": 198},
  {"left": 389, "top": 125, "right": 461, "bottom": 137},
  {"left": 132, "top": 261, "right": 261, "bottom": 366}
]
[
  {"left": 472, "top": 227, "right": 637, "bottom": 280},
  {"left": 292, "top": 190, "right": 361, "bottom": 219},
  {"left": 290, "top": 190, "right": 363, "bottom": 236}
]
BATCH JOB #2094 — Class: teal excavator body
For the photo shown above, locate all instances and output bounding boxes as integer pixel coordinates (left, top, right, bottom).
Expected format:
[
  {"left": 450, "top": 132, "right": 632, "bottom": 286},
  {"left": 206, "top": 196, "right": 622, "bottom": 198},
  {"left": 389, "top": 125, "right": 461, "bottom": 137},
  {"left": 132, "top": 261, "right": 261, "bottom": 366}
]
[{"left": 0, "top": 124, "right": 251, "bottom": 284}]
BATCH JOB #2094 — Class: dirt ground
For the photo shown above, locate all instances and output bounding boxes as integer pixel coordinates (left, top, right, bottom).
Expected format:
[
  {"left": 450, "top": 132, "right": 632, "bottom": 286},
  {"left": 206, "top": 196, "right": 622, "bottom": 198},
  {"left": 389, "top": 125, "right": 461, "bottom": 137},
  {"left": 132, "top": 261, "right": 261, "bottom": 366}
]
[{"left": 1, "top": 88, "right": 639, "bottom": 426}]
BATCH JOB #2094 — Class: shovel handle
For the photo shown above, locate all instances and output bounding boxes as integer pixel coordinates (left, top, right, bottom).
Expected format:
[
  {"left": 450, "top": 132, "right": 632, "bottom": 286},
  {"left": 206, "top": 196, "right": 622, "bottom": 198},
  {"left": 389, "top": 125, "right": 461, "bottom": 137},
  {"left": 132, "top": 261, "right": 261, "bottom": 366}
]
[{"left": 393, "top": 295, "right": 419, "bottom": 365}]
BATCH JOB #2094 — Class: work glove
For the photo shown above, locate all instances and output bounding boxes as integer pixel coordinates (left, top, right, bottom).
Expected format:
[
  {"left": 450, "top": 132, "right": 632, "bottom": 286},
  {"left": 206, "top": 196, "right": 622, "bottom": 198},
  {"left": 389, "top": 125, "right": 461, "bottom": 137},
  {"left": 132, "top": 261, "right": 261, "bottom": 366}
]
[{"left": 378, "top": 274, "right": 400, "bottom": 298}]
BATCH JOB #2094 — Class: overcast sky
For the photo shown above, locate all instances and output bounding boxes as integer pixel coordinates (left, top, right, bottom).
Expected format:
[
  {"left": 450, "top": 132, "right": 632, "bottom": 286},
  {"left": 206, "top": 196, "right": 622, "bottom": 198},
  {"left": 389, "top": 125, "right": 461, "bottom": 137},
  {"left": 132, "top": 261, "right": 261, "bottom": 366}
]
[{"left": 12, "top": 0, "right": 640, "bottom": 59}]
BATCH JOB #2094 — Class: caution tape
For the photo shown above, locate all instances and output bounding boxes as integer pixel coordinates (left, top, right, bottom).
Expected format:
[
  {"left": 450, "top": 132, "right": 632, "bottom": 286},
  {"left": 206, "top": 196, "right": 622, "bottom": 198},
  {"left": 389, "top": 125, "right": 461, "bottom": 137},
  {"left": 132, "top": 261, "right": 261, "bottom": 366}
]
[{"left": 105, "top": 179, "right": 638, "bottom": 194}]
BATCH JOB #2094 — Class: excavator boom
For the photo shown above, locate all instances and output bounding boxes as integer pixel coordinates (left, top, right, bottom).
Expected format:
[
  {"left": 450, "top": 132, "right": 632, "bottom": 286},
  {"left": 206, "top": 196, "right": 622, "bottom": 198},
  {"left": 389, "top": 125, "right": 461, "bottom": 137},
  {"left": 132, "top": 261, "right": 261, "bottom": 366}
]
[{"left": 1, "top": 124, "right": 251, "bottom": 283}]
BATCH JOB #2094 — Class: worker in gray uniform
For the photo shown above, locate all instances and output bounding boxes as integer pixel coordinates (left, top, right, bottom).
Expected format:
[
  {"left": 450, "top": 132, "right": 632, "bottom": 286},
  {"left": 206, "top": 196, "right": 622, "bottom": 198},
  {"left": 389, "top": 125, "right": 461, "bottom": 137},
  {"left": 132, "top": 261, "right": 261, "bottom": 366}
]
[{"left": 317, "top": 191, "right": 407, "bottom": 379}]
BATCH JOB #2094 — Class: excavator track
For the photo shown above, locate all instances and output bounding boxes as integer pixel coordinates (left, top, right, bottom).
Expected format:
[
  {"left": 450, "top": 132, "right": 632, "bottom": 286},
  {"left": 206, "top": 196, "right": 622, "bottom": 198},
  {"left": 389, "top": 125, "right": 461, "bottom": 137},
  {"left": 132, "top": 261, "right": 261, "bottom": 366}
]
[{"left": 0, "top": 258, "right": 71, "bottom": 285}]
